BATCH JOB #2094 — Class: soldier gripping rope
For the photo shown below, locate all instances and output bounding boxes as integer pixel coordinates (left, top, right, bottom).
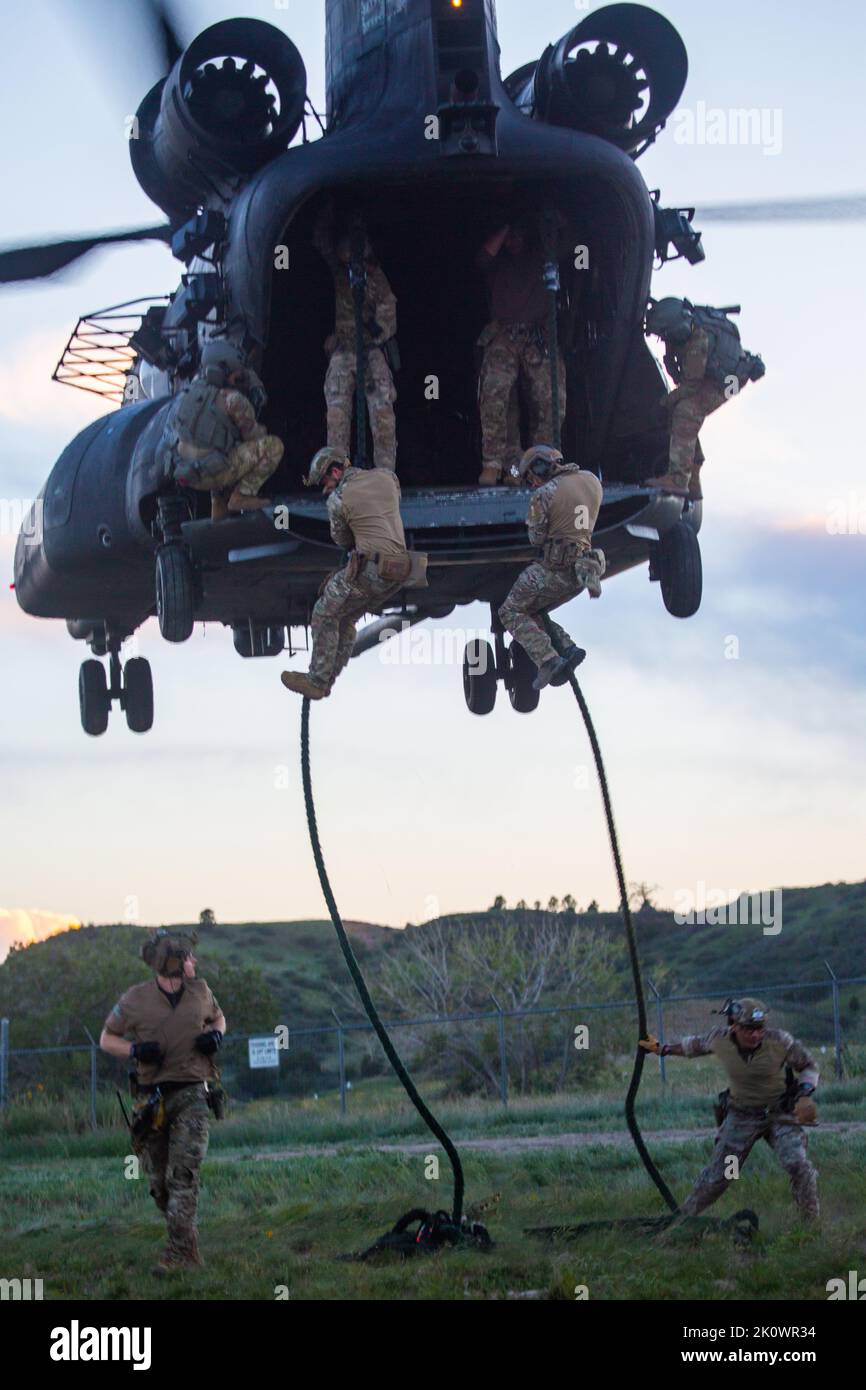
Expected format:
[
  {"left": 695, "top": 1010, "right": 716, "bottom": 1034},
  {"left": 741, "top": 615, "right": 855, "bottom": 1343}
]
[
  {"left": 641, "top": 997, "right": 820, "bottom": 1220},
  {"left": 314, "top": 202, "right": 398, "bottom": 471},
  {"left": 159, "top": 340, "right": 284, "bottom": 520},
  {"left": 475, "top": 219, "right": 567, "bottom": 487},
  {"left": 280, "top": 449, "right": 426, "bottom": 700},
  {"left": 644, "top": 298, "right": 766, "bottom": 499},
  {"left": 100, "top": 931, "right": 227, "bottom": 1274},
  {"left": 499, "top": 446, "right": 605, "bottom": 691}
]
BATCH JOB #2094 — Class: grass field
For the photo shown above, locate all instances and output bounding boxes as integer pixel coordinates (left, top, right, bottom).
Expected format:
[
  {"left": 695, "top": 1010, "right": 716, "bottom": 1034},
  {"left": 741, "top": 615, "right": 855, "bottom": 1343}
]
[{"left": 2, "top": 1076, "right": 864, "bottom": 1301}]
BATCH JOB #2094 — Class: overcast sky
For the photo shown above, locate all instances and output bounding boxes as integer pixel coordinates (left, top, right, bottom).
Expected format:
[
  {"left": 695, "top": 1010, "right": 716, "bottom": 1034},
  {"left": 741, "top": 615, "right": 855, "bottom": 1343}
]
[{"left": 1, "top": 0, "right": 864, "bottom": 957}]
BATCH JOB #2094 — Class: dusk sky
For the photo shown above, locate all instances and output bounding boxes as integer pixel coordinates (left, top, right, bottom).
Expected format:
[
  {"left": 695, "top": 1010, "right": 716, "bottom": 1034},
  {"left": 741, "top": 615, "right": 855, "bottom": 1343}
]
[{"left": 1, "top": 0, "right": 864, "bottom": 957}]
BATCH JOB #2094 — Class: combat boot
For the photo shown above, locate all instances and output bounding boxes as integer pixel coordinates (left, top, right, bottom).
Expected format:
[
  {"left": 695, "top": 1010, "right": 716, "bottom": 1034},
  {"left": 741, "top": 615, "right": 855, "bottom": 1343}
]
[
  {"left": 643, "top": 472, "right": 689, "bottom": 498},
  {"left": 478, "top": 466, "right": 501, "bottom": 487},
  {"left": 280, "top": 672, "right": 329, "bottom": 700},
  {"left": 549, "top": 645, "right": 587, "bottom": 686},
  {"left": 227, "top": 489, "right": 271, "bottom": 513}
]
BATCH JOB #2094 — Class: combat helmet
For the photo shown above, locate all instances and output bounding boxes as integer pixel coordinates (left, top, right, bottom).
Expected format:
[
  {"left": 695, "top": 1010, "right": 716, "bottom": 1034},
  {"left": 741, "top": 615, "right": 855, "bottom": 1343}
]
[
  {"left": 141, "top": 928, "right": 197, "bottom": 979},
  {"left": 518, "top": 445, "right": 565, "bottom": 483},
  {"left": 645, "top": 297, "right": 694, "bottom": 344},
  {"left": 721, "top": 997, "right": 769, "bottom": 1028},
  {"left": 305, "top": 446, "right": 350, "bottom": 488},
  {"left": 199, "top": 339, "right": 247, "bottom": 387}
]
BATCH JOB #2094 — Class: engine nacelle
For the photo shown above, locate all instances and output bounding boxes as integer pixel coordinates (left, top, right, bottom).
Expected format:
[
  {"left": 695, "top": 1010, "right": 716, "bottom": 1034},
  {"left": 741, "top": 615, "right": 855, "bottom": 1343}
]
[
  {"left": 130, "top": 19, "right": 307, "bottom": 221},
  {"left": 504, "top": 3, "right": 687, "bottom": 157}
]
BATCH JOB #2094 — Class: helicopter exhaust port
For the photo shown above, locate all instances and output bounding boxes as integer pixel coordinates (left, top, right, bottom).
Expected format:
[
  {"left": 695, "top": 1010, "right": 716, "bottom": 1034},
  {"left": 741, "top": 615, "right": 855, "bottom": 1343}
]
[{"left": 130, "top": 19, "right": 307, "bottom": 220}]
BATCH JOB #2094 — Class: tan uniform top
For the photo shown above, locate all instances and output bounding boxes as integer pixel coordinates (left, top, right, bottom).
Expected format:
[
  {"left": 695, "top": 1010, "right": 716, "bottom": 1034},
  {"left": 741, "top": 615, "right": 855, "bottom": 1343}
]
[
  {"left": 665, "top": 325, "right": 711, "bottom": 389},
  {"left": 328, "top": 466, "right": 406, "bottom": 558},
  {"left": 176, "top": 388, "right": 262, "bottom": 463},
  {"left": 477, "top": 245, "right": 548, "bottom": 326},
  {"left": 527, "top": 465, "right": 603, "bottom": 553},
  {"left": 103, "top": 977, "right": 222, "bottom": 1086},
  {"left": 679, "top": 1026, "right": 819, "bottom": 1109},
  {"left": 313, "top": 212, "right": 397, "bottom": 352}
]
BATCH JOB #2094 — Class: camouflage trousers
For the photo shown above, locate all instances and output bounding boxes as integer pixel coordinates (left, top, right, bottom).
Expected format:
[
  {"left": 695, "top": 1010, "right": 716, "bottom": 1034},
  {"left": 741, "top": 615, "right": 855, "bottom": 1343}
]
[
  {"left": 498, "top": 551, "right": 604, "bottom": 670},
  {"left": 310, "top": 558, "right": 403, "bottom": 688},
  {"left": 325, "top": 347, "right": 397, "bottom": 471},
  {"left": 175, "top": 434, "right": 284, "bottom": 497},
  {"left": 136, "top": 1084, "right": 210, "bottom": 1262},
  {"left": 667, "top": 382, "right": 727, "bottom": 487},
  {"left": 681, "top": 1107, "right": 819, "bottom": 1220},
  {"left": 478, "top": 323, "right": 566, "bottom": 476}
]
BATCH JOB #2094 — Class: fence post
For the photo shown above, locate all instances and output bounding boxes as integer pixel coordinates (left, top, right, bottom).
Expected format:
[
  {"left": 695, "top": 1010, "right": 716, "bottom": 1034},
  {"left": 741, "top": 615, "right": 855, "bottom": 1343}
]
[
  {"left": 332, "top": 1010, "right": 347, "bottom": 1116},
  {"left": 490, "top": 994, "right": 508, "bottom": 1106},
  {"left": 82, "top": 1025, "right": 98, "bottom": 1131},
  {"left": 0, "top": 1018, "right": 8, "bottom": 1110},
  {"left": 648, "top": 980, "right": 666, "bottom": 1085},
  {"left": 825, "top": 961, "right": 843, "bottom": 1079}
]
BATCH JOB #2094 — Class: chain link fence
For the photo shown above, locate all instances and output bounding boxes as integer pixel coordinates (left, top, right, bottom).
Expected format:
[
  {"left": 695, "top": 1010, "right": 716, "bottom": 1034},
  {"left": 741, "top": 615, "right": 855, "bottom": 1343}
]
[{"left": 2, "top": 975, "right": 865, "bottom": 1126}]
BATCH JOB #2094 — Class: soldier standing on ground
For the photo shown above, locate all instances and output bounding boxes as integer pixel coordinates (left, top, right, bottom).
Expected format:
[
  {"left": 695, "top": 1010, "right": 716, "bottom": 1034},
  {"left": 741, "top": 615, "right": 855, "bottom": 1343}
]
[
  {"left": 100, "top": 931, "right": 226, "bottom": 1274},
  {"left": 498, "top": 446, "right": 605, "bottom": 691},
  {"left": 641, "top": 997, "right": 819, "bottom": 1220}
]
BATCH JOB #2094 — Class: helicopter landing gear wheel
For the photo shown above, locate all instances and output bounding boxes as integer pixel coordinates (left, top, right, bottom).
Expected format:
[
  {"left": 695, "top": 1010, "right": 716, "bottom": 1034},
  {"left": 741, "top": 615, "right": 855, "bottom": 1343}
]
[
  {"left": 659, "top": 520, "right": 702, "bottom": 618},
  {"left": 123, "top": 657, "right": 153, "bottom": 733},
  {"left": 156, "top": 545, "right": 195, "bottom": 643},
  {"left": 507, "top": 641, "right": 540, "bottom": 714},
  {"left": 79, "top": 659, "right": 109, "bottom": 736},
  {"left": 463, "top": 639, "right": 497, "bottom": 716}
]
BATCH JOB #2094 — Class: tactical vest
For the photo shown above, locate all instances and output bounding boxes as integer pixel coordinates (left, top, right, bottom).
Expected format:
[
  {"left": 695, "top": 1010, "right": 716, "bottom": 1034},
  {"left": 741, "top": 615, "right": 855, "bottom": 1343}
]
[
  {"left": 709, "top": 1028, "right": 793, "bottom": 1108},
  {"left": 671, "top": 307, "right": 752, "bottom": 389},
  {"left": 545, "top": 468, "right": 603, "bottom": 551},
  {"left": 170, "top": 380, "right": 239, "bottom": 455},
  {"left": 337, "top": 467, "right": 407, "bottom": 558}
]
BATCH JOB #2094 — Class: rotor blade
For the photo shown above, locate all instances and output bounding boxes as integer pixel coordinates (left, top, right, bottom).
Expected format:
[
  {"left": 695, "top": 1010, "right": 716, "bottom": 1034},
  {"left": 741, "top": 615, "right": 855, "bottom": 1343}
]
[
  {"left": 0, "top": 225, "right": 173, "bottom": 285},
  {"left": 695, "top": 193, "right": 866, "bottom": 223}
]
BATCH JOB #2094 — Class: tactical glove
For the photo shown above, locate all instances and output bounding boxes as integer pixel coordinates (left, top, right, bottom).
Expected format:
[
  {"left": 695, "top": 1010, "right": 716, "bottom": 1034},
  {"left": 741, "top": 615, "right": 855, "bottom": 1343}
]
[
  {"left": 194, "top": 1030, "right": 223, "bottom": 1056},
  {"left": 639, "top": 1035, "right": 662, "bottom": 1055},
  {"left": 131, "top": 1040, "right": 163, "bottom": 1065},
  {"left": 792, "top": 1094, "right": 818, "bottom": 1125}
]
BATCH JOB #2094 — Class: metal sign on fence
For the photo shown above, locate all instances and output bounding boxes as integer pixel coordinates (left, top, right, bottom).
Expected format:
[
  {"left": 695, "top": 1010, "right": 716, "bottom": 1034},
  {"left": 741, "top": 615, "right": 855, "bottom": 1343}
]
[{"left": 248, "top": 1036, "right": 280, "bottom": 1069}]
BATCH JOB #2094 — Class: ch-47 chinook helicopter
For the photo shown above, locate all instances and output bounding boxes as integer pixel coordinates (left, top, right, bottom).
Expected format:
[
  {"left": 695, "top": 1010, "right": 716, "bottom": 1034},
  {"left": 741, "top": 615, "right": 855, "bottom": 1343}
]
[{"left": 6, "top": 1, "right": 863, "bottom": 735}]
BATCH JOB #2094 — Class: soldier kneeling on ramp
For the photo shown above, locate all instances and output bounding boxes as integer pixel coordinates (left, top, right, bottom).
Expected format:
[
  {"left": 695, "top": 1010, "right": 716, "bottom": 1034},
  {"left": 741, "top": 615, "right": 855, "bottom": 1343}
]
[
  {"left": 100, "top": 931, "right": 227, "bottom": 1274},
  {"left": 641, "top": 997, "right": 820, "bottom": 1221},
  {"left": 280, "top": 448, "right": 426, "bottom": 700},
  {"left": 160, "top": 340, "right": 284, "bottom": 520},
  {"left": 499, "top": 446, "right": 605, "bottom": 691}
]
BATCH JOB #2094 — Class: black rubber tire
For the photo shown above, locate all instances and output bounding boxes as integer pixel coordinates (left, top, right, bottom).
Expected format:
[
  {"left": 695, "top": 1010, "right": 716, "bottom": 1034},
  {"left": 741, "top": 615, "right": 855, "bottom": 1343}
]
[
  {"left": 232, "top": 624, "right": 285, "bottom": 658},
  {"left": 156, "top": 545, "right": 195, "bottom": 643},
  {"left": 124, "top": 657, "right": 154, "bottom": 733},
  {"left": 508, "top": 641, "right": 540, "bottom": 713},
  {"left": 463, "top": 639, "right": 497, "bottom": 716},
  {"left": 79, "top": 659, "right": 109, "bottom": 736},
  {"left": 659, "top": 520, "right": 702, "bottom": 619}
]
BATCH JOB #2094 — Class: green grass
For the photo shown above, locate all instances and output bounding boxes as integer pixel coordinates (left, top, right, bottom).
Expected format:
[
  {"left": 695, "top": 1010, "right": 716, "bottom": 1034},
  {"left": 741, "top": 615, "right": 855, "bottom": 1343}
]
[{"left": 2, "top": 1083, "right": 864, "bottom": 1300}]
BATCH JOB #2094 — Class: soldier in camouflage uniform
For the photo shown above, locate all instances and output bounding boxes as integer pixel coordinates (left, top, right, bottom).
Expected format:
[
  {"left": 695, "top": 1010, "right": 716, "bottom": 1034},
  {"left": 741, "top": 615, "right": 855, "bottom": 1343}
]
[
  {"left": 644, "top": 298, "right": 765, "bottom": 499},
  {"left": 161, "top": 340, "right": 284, "bottom": 519},
  {"left": 100, "top": 931, "right": 226, "bottom": 1274},
  {"left": 499, "top": 447, "right": 605, "bottom": 690},
  {"left": 641, "top": 997, "right": 820, "bottom": 1220},
  {"left": 476, "top": 221, "right": 566, "bottom": 486},
  {"left": 314, "top": 203, "right": 398, "bottom": 471},
  {"left": 280, "top": 448, "right": 412, "bottom": 700}
]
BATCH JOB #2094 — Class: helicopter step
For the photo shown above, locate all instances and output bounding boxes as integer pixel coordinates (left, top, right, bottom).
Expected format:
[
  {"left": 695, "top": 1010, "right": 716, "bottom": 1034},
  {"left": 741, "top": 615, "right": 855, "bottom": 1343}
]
[
  {"left": 77, "top": 627, "right": 153, "bottom": 737},
  {"left": 463, "top": 608, "right": 540, "bottom": 717}
]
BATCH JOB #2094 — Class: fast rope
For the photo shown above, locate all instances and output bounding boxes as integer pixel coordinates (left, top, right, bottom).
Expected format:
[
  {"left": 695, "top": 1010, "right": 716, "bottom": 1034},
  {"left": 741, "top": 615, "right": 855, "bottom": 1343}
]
[
  {"left": 349, "top": 210, "right": 369, "bottom": 470},
  {"left": 300, "top": 698, "right": 491, "bottom": 1257}
]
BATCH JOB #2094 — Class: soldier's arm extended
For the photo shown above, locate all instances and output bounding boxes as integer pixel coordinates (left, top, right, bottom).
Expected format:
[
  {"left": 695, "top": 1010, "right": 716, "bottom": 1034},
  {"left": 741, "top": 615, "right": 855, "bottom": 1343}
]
[
  {"left": 327, "top": 491, "right": 355, "bottom": 549},
  {"left": 526, "top": 486, "right": 552, "bottom": 545},
  {"left": 641, "top": 1028, "right": 721, "bottom": 1058},
  {"left": 222, "top": 389, "right": 262, "bottom": 443}
]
